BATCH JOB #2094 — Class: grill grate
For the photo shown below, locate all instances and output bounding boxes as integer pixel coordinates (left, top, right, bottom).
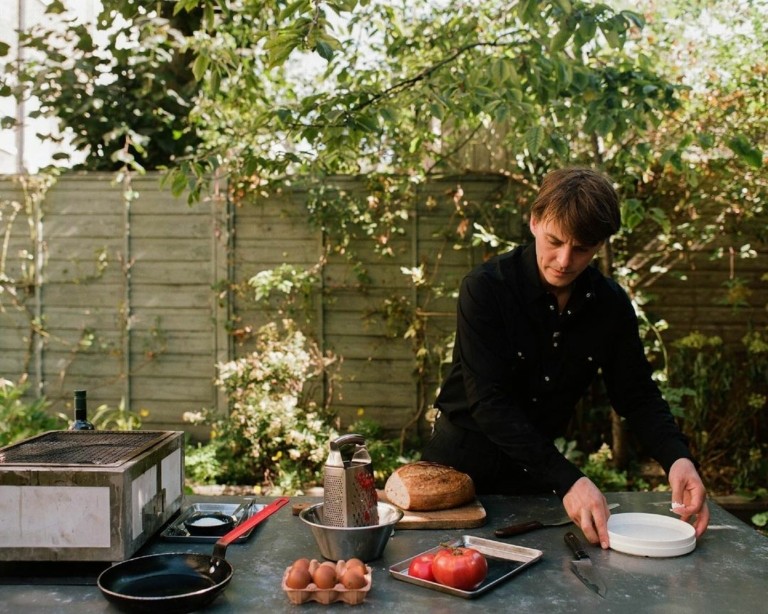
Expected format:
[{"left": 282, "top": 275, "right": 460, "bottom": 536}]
[{"left": 0, "top": 431, "right": 171, "bottom": 467}]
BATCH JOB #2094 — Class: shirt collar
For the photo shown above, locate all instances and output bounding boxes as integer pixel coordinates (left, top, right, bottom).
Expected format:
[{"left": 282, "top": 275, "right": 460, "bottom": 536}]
[{"left": 519, "top": 243, "right": 599, "bottom": 309}]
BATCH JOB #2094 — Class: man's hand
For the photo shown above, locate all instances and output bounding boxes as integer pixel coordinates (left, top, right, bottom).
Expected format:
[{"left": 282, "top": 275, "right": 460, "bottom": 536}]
[
  {"left": 668, "top": 458, "right": 709, "bottom": 537},
  {"left": 562, "top": 476, "right": 612, "bottom": 549}
]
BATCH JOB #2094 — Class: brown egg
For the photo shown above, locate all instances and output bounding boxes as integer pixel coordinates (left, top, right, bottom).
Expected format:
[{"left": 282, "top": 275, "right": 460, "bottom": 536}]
[
  {"left": 335, "top": 559, "right": 346, "bottom": 578},
  {"left": 285, "top": 566, "right": 312, "bottom": 589},
  {"left": 312, "top": 563, "right": 338, "bottom": 589},
  {"left": 340, "top": 568, "right": 367, "bottom": 590},
  {"left": 308, "top": 558, "right": 320, "bottom": 577},
  {"left": 345, "top": 558, "right": 367, "bottom": 576},
  {"left": 291, "top": 557, "right": 311, "bottom": 572}
]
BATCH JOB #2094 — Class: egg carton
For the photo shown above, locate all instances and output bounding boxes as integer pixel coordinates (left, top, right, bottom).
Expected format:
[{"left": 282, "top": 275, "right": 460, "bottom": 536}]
[{"left": 282, "top": 566, "right": 372, "bottom": 605}]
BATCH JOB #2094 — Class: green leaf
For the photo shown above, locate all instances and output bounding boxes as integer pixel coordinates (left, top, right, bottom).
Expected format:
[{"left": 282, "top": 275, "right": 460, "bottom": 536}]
[
  {"left": 428, "top": 103, "right": 443, "bottom": 121},
  {"left": 659, "top": 149, "right": 675, "bottom": 166},
  {"left": 276, "top": 108, "right": 293, "bottom": 124},
  {"left": 525, "top": 125, "right": 545, "bottom": 157},
  {"left": 354, "top": 113, "right": 379, "bottom": 132},
  {"left": 621, "top": 198, "right": 644, "bottom": 231},
  {"left": 596, "top": 115, "right": 615, "bottom": 136},
  {"left": 171, "top": 170, "right": 189, "bottom": 197},
  {"left": 0, "top": 41, "right": 8, "bottom": 57},
  {"left": 315, "top": 40, "right": 335, "bottom": 61},
  {"left": 280, "top": 0, "right": 311, "bottom": 21},
  {"left": 696, "top": 132, "right": 715, "bottom": 150},
  {"left": 208, "top": 68, "right": 220, "bottom": 94},
  {"left": 550, "top": 24, "right": 573, "bottom": 52},
  {"left": 549, "top": 132, "right": 569, "bottom": 159},
  {"left": 379, "top": 106, "right": 398, "bottom": 122},
  {"left": 204, "top": 2, "right": 216, "bottom": 31},
  {"left": 620, "top": 10, "right": 645, "bottom": 29},
  {"left": 45, "top": 0, "right": 66, "bottom": 15},
  {"left": 728, "top": 135, "right": 763, "bottom": 168},
  {"left": 601, "top": 25, "right": 622, "bottom": 49},
  {"left": 554, "top": 59, "right": 572, "bottom": 87},
  {"left": 571, "top": 67, "right": 590, "bottom": 91},
  {"left": 583, "top": 112, "right": 600, "bottom": 134},
  {"left": 647, "top": 207, "right": 671, "bottom": 233},
  {"left": 192, "top": 54, "right": 210, "bottom": 82},
  {"left": 174, "top": 0, "right": 201, "bottom": 15},
  {"left": 490, "top": 58, "right": 510, "bottom": 84},
  {"left": 574, "top": 15, "right": 596, "bottom": 48},
  {"left": 517, "top": 0, "right": 539, "bottom": 25},
  {"left": 266, "top": 34, "right": 301, "bottom": 67}
]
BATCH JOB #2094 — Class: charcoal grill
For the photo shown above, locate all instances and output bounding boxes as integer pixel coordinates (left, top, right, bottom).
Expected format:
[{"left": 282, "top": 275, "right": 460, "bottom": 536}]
[
  {"left": 0, "top": 430, "right": 171, "bottom": 466},
  {"left": 0, "top": 430, "right": 184, "bottom": 562}
]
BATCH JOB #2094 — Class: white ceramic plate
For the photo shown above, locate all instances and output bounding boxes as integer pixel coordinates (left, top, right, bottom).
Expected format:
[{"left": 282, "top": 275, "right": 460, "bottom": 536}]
[{"left": 608, "top": 512, "right": 696, "bottom": 558}]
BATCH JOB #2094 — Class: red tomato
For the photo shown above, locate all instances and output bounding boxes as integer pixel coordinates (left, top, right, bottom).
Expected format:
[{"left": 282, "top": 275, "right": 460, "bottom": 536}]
[
  {"left": 407, "top": 553, "right": 436, "bottom": 582},
  {"left": 431, "top": 547, "right": 488, "bottom": 591}
]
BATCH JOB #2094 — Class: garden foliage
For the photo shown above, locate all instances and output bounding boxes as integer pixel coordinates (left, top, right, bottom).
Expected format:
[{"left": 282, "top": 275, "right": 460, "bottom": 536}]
[
  {"left": 184, "top": 321, "right": 341, "bottom": 492},
  {"left": 1, "top": 0, "right": 765, "bottom": 497}
]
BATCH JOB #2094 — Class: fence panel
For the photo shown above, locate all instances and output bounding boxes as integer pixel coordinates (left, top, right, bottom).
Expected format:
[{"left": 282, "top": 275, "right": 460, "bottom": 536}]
[{"left": 1, "top": 173, "right": 765, "bottom": 443}]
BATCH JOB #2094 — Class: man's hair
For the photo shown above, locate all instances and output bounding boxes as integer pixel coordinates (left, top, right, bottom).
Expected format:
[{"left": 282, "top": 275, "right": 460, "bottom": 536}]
[{"left": 530, "top": 167, "right": 621, "bottom": 245}]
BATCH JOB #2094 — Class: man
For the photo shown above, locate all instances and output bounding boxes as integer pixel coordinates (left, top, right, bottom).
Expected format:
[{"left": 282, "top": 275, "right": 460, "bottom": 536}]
[{"left": 422, "top": 167, "right": 709, "bottom": 548}]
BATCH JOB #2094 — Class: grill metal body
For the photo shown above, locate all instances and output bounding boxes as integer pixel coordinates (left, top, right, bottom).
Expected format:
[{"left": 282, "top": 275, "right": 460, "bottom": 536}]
[{"left": 0, "top": 430, "right": 183, "bottom": 562}]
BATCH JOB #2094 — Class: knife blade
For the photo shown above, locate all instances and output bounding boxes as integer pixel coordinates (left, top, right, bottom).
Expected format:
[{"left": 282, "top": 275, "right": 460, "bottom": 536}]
[
  {"left": 564, "top": 531, "right": 607, "bottom": 598},
  {"left": 494, "top": 502, "right": 619, "bottom": 538}
]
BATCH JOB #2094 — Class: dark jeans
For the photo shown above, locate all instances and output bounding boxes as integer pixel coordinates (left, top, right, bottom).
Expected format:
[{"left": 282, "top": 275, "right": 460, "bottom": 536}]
[{"left": 421, "top": 413, "right": 549, "bottom": 495}]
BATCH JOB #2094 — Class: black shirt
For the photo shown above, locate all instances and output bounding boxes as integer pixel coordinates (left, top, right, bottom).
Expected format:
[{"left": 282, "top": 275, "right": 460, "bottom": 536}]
[{"left": 434, "top": 244, "right": 694, "bottom": 497}]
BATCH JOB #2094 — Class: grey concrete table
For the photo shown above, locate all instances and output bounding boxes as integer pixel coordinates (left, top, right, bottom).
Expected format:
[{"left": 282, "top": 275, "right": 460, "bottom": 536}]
[{"left": 1, "top": 492, "right": 766, "bottom": 613}]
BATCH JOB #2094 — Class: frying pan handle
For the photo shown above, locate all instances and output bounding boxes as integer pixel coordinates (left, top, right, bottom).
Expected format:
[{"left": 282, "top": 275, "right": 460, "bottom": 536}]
[{"left": 212, "top": 497, "right": 290, "bottom": 558}]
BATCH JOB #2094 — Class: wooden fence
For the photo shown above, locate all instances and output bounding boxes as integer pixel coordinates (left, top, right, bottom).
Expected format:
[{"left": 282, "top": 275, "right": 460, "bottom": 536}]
[{"left": 1, "top": 172, "right": 765, "bottom": 442}]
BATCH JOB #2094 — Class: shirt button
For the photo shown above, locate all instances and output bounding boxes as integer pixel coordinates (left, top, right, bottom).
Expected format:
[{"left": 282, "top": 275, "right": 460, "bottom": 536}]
[
  {"left": 544, "top": 376, "right": 550, "bottom": 382},
  {"left": 586, "top": 292, "right": 592, "bottom": 298},
  {"left": 532, "top": 397, "right": 538, "bottom": 402},
  {"left": 549, "top": 305, "right": 556, "bottom": 311},
  {"left": 587, "top": 356, "right": 593, "bottom": 361}
]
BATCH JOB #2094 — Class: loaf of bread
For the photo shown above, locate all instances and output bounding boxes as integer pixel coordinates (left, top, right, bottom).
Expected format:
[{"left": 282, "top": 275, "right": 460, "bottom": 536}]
[{"left": 384, "top": 461, "right": 476, "bottom": 511}]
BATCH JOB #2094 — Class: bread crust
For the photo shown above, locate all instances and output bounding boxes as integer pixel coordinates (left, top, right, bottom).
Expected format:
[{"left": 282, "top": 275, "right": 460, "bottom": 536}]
[{"left": 384, "top": 461, "right": 475, "bottom": 511}]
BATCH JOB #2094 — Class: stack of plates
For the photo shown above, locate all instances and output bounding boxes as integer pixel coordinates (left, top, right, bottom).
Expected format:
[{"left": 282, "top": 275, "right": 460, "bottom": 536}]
[{"left": 607, "top": 513, "right": 696, "bottom": 557}]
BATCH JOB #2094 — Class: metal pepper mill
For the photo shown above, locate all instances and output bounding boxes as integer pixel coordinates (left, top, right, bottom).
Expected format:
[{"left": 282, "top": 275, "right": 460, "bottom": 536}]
[{"left": 322, "top": 434, "right": 379, "bottom": 527}]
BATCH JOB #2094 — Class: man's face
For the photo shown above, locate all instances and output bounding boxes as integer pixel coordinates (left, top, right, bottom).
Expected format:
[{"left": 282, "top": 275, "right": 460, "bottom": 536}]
[{"left": 529, "top": 216, "right": 601, "bottom": 291}]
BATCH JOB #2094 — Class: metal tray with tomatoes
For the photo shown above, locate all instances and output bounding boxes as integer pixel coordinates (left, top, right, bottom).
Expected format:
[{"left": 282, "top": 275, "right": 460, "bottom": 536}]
[{"left": 388, "top": 535, "right": 542, "bottom": 598}]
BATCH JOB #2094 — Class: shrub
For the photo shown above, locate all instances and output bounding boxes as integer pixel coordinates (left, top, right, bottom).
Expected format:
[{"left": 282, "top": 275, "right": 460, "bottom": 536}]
[
  {"left": 185, "top": 321, "right": 340, "bottom": 493},
  {"left": 347, "top": 416, "right": 420, "bottom": 488},
  {"left": 0, "top": 379, "right": 65, "bottom": 446},
  {"left": 666, "top": 330, "right": 768, "bottom": 494}
]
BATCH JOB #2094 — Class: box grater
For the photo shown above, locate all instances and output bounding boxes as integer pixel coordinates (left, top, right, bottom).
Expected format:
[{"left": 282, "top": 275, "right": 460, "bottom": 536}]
[
  {"left": 322, "top": 434, "right": 379, "bottom": 527},
  {"left": 0, "top": 430, "right": 183, "bottom": 562}
]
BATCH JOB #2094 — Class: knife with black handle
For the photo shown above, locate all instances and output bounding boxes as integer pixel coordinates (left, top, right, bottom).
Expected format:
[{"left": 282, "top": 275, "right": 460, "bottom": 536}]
[
  {"left": 564, "top": 531, "right": 608, "bottom": 598},
  {"left": 495, "top": 517, "right": 570, "bottom": 537},
  {"left": 495, "top": 503, "right": 619, "bottom": 538}
]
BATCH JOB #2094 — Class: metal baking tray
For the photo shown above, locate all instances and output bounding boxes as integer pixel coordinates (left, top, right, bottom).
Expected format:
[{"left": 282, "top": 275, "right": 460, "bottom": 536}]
[
  {"left": 160, "top": 499, "right": 265, "bottom": 543},
  {"left": 388, "top": 535, "right": 542, "bottom": 598}
]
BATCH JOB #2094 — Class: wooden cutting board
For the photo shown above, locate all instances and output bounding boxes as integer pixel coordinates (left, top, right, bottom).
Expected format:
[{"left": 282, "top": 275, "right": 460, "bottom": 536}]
[{"left": 377, "top": 491, "right": 487, "bottom": 529}]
